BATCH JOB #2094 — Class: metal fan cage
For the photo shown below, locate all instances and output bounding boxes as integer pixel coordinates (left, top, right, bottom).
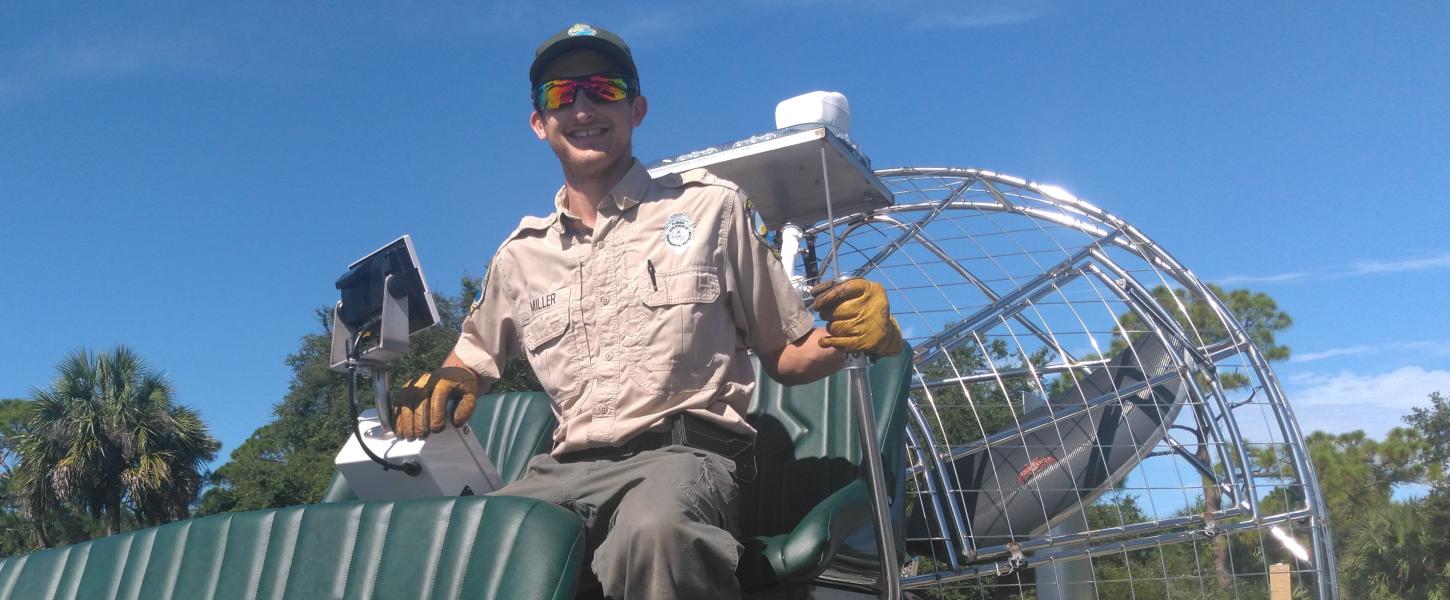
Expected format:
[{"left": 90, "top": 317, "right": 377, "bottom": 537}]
[{"left": 804, "top": 167, "right": 1336, "bottom": 599}]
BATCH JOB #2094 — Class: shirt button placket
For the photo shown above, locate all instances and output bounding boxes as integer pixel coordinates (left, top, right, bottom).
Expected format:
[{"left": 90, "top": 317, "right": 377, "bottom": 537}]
[{"left": 589, "top": 226, "right": 618, "bottom": 443}]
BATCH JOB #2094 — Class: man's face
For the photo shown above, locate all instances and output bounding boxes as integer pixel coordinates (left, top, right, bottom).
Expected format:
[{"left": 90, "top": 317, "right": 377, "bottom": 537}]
[{"left": 530, "top": 49, "right": 647, "bottom": 181}]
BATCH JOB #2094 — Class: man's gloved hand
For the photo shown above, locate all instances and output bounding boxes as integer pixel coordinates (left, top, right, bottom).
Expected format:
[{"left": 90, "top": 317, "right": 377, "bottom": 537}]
[
  {"left": 392, "top": 367, "right": 479, "bottom": 441},
  {"left": 811, "top": 278, "right": 904, "bottom": 359}
]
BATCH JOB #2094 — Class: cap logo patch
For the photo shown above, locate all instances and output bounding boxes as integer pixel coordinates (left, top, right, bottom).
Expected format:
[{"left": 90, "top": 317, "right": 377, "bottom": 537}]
[
  {"left": 568, "top": 24, "right": 597, "bottom": 37},
  {"left": 664, "top": 213, "right": 694, "bottom": 255}
]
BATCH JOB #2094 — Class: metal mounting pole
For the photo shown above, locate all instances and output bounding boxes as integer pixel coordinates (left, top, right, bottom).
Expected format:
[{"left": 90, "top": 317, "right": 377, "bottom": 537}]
[
  {"left": 821, "top": 148, "right": 841, "bottom": 280},
  {"left": 822, "top": 146, "right": 900, "bottom": 599},
  {"left": 847, "top": 355, "right": 902, "bottom": 600}
]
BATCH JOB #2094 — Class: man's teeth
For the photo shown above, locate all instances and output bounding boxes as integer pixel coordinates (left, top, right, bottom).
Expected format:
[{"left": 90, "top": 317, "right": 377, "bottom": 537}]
[{"left": 570, "top": 128, "right": 605, "bottom": 139}]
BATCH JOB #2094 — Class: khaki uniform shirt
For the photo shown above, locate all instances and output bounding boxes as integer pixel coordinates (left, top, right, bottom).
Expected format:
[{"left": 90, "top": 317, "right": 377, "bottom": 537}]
[{"left": 455, "top": 160, "right": 815, "bottom": 456}]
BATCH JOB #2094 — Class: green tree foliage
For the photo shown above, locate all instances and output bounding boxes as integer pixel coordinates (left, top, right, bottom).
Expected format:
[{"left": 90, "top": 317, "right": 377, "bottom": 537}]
[
  {"left": 1331, "top": 392, "right": 1450, "bottom": 599},
  {"left": 0, "top": 399, "right": 27, "bottom": 483},
  {"left": 915, "top": 339, "right": 1051, "bottom": 449},
  {"left": 200, "top": 277, "right": 540, "bottom": 514},
  {"left": 1117, "top": 285, "right": 1292, "bottom": 588},
  {"left": 1341, "top": 499, "right": 1450, "bottom": 599},
  {"left": 1257, "top": 392, "right": 1450, "bottom": 598},
  {"left": 1110, "top": 284, "right": 1291, "bottom": 390},
  {"left": 8, "top": 347, "right": 220, "bottom": 546},
  {"left": 1049, "top": 285, "right": 1292, "bottom": 593},
  {"left": 1084, "top": 494, "right": 1280, "bottom": 600},
  {"left": 0, "top": 398, "right": 109, "bottom": 557},
  {"left": 1311, "top": 430, "right": 1429, "bottom": 538},
  {"left": 1407, "top": 391, "right": 1450, "bottom": 478}
]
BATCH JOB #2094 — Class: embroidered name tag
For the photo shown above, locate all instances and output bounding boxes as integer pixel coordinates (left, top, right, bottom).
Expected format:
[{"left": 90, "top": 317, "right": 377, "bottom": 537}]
[{"left": 530, "top": 290, "right": 560, "bottom": 312}]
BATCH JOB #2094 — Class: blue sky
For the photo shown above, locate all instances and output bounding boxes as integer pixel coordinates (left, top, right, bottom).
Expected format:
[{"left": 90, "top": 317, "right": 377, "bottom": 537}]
[{"left": 3, "top": 1, "right": 1448, "bottom": 467}]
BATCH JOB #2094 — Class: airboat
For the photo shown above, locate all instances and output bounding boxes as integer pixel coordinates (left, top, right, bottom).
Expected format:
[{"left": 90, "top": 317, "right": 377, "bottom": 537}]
[{"left": 0, "top": 92, "right": 1336, "bottom": 600}]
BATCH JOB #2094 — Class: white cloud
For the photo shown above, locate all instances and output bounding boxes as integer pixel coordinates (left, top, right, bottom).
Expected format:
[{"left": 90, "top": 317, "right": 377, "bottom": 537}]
[
  {"left": 1350, "top": 254, "right": 1450, "bottom": 275},
  {"left": 1292, "top": 340, "right": 1450, "bottom": 363},
  {"left": 1285, "top": 366, "right": 1450, "bottom": 437},
  {"left": 1216, "top": 252, "right": 1450, "bottom": 285},
  {"left": 1214, "top": 270, "right": 1317, "bottom": 285}
]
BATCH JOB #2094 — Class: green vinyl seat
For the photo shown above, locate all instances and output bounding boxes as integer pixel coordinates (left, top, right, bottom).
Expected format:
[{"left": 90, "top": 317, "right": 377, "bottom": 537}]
[
  {"left": 737, "top": 346, "right": 913, "bottom": 596},
  {"left": 321, "top": 349, "right": 913, "bottom": 597},
  {"left": 322, "top": 390, "right": 558, "bottom": 503},
  {"left": 0, "top": 494, "right": 584, "bottom": 600}
]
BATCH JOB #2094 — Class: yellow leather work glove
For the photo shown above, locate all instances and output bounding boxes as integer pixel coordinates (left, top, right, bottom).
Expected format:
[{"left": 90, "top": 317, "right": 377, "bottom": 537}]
[
  {"left": 810, "top": 278, "right": 904, "bottom": 359},
  {"left": 392, "top": 367, "right": 479, "bottom": 441}
]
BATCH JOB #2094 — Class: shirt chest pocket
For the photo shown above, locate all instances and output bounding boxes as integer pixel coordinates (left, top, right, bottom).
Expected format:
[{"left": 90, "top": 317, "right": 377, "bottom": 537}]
[
  {"left": 637, "top": 266, "right": 725, "bottom": 377},
  {"left": 518, "top": 287, "right": 574, "bottom": 395}
]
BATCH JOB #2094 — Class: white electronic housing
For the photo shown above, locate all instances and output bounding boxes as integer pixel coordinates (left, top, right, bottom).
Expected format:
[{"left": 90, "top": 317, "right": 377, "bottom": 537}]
[
  {"left": 774, "top": 91, "right": 852, "bottom": 138},
  {"left": 336, "top": 409, "right": 503, "bottom": 501},
  {"left": 648, "top": 92, "right": 888, "bottom": 232}
]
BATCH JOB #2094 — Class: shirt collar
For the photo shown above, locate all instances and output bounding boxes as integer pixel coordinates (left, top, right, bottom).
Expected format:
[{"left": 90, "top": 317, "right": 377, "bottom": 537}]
[
  {"left": 550, "top": 187, "right": 571, "bottom": 234},
  {"left": 550, "top": 159, "right": 649, "bottom": 234},
  {"left": 607, "top": 160, "right": 649, "bottom": 212}
]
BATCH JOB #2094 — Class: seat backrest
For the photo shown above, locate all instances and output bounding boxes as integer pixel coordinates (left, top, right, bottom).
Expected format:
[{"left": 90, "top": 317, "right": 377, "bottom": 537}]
[
  {"left": 322, "top": 391, "right": 557, "bottom": 503},
  {"left": 0, "top": 494, "right": 583, "bottom": 600},
  {"left": 468, "top": 391, "right": 558, "bottom": 485},
  {"left": 739, "top": 348, "right": 913, "bottom": 544}
]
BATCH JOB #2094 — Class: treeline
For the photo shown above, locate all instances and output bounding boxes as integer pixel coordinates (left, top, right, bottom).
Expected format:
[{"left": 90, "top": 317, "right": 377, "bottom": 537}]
[{"left": 1314, "top": 392, "right": 1450, "bottom": 597}]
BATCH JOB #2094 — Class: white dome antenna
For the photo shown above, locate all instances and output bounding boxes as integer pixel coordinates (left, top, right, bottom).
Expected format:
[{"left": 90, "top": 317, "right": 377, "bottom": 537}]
[{"left": 775, "top": 91, "right": 852, "bottom": 139}]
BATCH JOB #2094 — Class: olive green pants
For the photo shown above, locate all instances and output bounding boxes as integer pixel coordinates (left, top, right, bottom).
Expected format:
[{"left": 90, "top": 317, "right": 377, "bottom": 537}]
[{"left": 491, "top": 445, "right": 742, "bottom": 599}]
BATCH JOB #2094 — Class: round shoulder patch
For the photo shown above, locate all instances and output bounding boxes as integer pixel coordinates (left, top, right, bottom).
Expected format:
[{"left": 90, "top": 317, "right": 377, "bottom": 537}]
[{"left": 745, "top": 198, "right": 781, "bottom": 256}]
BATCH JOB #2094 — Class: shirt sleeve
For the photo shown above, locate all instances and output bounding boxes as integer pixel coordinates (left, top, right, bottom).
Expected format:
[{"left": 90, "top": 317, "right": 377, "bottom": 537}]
[
  {"left": 453, "top": 250, "right": 519, "bottom": 390},
  {"left": 723, "top": 189, "right": 816, "bottom": 355}
]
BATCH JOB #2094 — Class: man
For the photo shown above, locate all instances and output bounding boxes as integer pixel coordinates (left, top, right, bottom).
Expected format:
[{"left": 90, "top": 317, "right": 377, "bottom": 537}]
[{"left": 392, "top": 23, "right": 902, "bottom": 599}]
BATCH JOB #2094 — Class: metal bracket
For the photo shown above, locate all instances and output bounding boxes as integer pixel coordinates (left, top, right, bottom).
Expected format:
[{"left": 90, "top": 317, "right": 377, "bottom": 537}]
[{"left": 993, "top": 543, "right": 1028, "bottom": 576}]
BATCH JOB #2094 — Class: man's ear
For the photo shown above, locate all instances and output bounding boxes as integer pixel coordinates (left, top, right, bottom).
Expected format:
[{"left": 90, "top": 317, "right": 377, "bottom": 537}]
[
  {"left": 530, "top": 110, "right": 547, "bottom": 140},
  {"left": 631, "top": 95, "right": 648, "bottom": 127}
]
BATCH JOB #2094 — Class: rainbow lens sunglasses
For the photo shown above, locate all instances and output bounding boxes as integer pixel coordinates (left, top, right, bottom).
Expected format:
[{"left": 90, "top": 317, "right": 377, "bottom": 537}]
[{"left": 534, "top": 75, "right": 635, "bottom": 111}]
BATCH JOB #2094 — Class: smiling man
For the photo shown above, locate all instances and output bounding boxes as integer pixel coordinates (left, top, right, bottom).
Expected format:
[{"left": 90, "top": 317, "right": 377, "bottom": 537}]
[{"left": 391, "top": 23, "right": 902, "bottom": 599}]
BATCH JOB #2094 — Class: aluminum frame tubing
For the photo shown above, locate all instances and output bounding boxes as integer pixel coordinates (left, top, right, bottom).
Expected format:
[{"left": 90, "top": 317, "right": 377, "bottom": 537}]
[{"left": 901, "top": 508, "right": 1315, "bottom": 589}]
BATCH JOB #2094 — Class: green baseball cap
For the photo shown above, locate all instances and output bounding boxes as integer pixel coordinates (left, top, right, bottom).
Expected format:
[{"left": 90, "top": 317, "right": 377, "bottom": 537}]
[{"left": 529, "top": 23, "right": 639, "bottom": 89}]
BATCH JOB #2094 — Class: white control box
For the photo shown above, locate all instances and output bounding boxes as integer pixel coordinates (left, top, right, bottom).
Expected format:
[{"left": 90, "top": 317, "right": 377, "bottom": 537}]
[{"left": 335, "top": 410, "right": 503, "bottom": 501}]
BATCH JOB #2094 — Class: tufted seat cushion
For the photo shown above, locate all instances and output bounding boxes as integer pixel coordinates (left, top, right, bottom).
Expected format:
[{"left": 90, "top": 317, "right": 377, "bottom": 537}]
[
  {"left": 0, "top": 494, "right": 583, "bottom": 600},
  {"left": 737, "top": 346, "right": 913, "bottom": 594}
]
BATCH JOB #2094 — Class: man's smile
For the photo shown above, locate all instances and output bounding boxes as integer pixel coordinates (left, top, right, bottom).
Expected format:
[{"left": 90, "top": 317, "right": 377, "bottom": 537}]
[{"left": 569, "top": 127, "right": 609, "bottom": 140}]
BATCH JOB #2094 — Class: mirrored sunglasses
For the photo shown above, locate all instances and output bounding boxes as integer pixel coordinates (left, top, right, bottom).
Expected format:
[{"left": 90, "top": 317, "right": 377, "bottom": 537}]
[{"left": 534, "top": 75, "right": 633, "bottom": 111}]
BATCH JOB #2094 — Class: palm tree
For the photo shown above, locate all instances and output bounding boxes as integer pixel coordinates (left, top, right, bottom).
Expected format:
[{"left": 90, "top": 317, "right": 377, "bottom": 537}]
[
  {"left": 1344, "top": 499, "right": 1450, "bottom": 599},
  {"left": 10, "top": 347, "right": 220, "bottom": 541}
]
